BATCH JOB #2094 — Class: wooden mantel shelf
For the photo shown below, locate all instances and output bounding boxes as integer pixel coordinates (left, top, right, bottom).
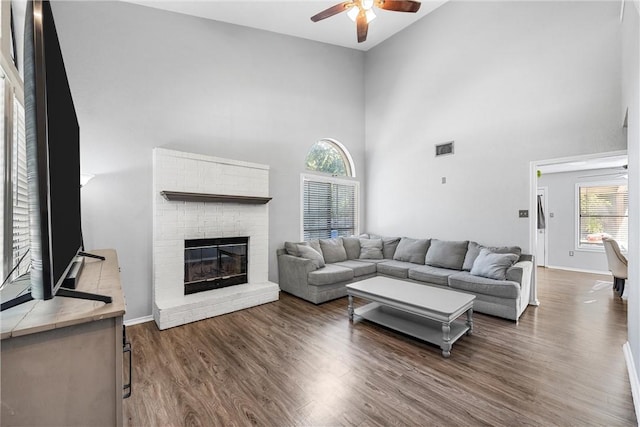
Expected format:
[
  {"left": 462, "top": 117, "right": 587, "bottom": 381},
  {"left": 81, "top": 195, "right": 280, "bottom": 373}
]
[{"left": 160, "top": 191, "right": 272, "bottom": 204}]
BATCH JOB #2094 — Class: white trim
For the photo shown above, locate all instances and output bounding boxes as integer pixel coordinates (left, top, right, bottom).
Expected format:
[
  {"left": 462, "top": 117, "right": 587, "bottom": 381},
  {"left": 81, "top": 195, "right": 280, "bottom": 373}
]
[
  {"left": 623, "top": 342, "right": 640, "bottom": 421},
  {"left": 124, "top": 315, "right": 154, "bottom": 327},
  {"left": 300, "top": 173, "right": 360, "bottom": 241},
  {"left": 574, "top": 179, "right": 629, "bottom": 252},
  {"left": 546, "top": 265, "right": 610, "bottom": 276},
  {"left": 620, "top": 0, "right": 626, "bottom": 22}
]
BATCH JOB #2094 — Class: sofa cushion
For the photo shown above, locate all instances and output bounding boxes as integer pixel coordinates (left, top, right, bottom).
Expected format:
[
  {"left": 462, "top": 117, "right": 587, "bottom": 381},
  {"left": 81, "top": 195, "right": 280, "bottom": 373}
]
[
  {"left": 449, "top": 271, "right": 520, "bottom": 299},
  {"left": 333, "top": 260, "right": 377, "bottom": 277},
  {"left": 408, "top": 265, "right": 457, "bottom": 286},
  {"left": 319, "top": 238, "right": 348, "bottom": 264},
  {"left": 342, "top": 237, "right": 361, "bottom": 260},
  {"left": 285, "top": 239, "right": 322, "bottom": 257},
  {"left": 382, "top": 237, "right": 401, "bottom": 259},
  {"left": 425, "top": 239, "right": 468, "bottom": 270},
  {"left": 470, "top": 248, "right": 519, "bottom": 280},
  {"left": 297, "top": 245, "right": 325, "bottom": 269},
  {"left": 377, "top": 260, "right": 415, "bottom": 279},
  {"left": 308, "top": 264, "right": 354, "bottom": 286},
  {"left": 359, "top": 238, "right": 384, "bottom": 260},
  {"left": 393, "top": 237, "right": 430, "bottom": 264},
  {"left": 463, "top": 241, "right": 522, "bottom": 271}
]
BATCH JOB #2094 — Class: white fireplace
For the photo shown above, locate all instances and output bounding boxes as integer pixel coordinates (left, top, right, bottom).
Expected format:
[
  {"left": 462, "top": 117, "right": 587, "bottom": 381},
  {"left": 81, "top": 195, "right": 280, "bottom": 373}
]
[{"left": 152, "top": 148, "right": 279, "bottom": 330}]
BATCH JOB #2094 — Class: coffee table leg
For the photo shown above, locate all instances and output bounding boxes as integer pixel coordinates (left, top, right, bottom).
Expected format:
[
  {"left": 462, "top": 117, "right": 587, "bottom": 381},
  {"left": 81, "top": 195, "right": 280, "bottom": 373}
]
[
  {"left": 441, "top": 323, "right": 451, "bottom": 358},
  {"left": 348, "top": 295, "right": 354, "bottom": 321},
  {"left": 466, "top": 308, "right": 474, "bottom": 336}
]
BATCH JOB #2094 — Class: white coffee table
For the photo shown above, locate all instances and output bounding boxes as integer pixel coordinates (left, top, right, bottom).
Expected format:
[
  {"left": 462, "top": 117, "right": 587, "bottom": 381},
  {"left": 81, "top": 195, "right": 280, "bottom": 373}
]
[{"left": 347, "top": 276, "right": 475, "bottom": 357}]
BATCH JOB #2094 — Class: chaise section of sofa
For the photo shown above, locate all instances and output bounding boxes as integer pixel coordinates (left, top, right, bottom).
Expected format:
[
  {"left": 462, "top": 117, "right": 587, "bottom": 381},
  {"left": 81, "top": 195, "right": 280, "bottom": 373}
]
[{"left": 277, "top": 235, "right": 534, "bottom": 321}]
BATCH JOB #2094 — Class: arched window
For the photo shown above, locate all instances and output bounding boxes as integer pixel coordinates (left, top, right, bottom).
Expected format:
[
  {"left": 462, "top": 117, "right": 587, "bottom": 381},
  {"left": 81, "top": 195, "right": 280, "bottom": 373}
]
[
  {"left": 302, "top": 139, "right": 359, "bottom": 240},
  {"left": 305, "top": 139, "right": 355, "bottom": 178}
]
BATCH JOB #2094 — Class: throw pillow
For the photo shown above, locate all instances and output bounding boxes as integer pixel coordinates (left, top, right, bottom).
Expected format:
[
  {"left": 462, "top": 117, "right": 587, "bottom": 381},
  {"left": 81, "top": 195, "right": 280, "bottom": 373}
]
[
  {"left": 319, "top": 238, "right": 348, "bottom": 264},
  {"left": 393, "top": 237, "right": 430, "bottom": 264},
  {"left": 285, "top": 241, "right": 308, "bottom": 257},
  {"left": 463, "top": 242, "right": 522, "bottom": 271},
  {"left": 342, "top": 237, "right": 361, "bottom": 260},
  {"left": 297, "top": 244, "right": 325, "bottom": 269},
  {"left": 425, "top": 239, "right": 469, "bottom": 270},
  {"left": 359, "top": 238, "right": 384, "bottom": 260},
  {"left": 470, "top": 248, "right": 519, "bottom": 280}
]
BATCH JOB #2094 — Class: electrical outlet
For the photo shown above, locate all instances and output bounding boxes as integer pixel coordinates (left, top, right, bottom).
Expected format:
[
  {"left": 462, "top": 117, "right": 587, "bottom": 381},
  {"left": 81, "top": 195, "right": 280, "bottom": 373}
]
[
  {"left": 569, "top": 251, "right": 574, "bottom": 256},
  {"left": 441, "top": 177, "right": 447, "bottom": 184},
  {"left": 550, "top": 212, "right": 555, "bottom": 218},
  {"left": 519, "top": 210, "right": 529, "bottom": 218}
]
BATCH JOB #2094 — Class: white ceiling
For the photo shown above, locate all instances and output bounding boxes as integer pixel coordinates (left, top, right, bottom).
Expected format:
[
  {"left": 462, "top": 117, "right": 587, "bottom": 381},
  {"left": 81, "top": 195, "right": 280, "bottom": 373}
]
[{"left": 124, "top": 0, "right": 448, "bottom": 51}]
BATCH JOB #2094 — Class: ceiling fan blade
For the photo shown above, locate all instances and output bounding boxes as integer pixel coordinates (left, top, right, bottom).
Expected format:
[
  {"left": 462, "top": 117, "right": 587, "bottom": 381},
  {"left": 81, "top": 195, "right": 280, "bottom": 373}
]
[
  {"left": 311, "top": 2, "right": 353, "bottom": 22},
  {"left": 375, "top": 0, "right": 421, "bottom": 13},
  {"left": 356, "top": 13, "right": 368, "bottom": 43}
]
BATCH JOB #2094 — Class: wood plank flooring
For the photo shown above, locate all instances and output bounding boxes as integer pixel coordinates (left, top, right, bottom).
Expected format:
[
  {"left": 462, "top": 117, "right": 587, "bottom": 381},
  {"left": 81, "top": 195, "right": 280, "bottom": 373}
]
[{"left": 124, "top": 269, "right": 636, "bottom": 426}]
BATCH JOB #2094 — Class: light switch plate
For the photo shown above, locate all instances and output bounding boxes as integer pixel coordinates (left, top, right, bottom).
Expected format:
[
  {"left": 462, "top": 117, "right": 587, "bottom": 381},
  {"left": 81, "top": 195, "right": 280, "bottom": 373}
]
[{"left": 519, "top": 210, "right": 529, "bottom": 218}]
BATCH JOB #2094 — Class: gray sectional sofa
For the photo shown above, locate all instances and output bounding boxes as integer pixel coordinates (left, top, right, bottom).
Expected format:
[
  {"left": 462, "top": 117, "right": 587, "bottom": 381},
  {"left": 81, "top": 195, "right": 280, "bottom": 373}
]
[{"left": 277, "top": 235, "right": 534, "bottom": 321}]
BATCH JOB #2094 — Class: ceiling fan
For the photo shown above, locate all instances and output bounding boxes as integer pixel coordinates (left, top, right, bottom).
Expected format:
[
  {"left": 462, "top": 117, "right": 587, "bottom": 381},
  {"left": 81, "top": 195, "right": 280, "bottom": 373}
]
[{"left": 311, "top": 0, "right": 422, "bottom": 43}]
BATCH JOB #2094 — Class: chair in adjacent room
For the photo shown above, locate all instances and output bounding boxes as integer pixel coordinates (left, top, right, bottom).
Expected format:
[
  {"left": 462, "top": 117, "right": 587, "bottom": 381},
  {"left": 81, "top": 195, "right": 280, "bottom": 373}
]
[{"left": 602, "top": 237, "right": 628, "bottom": 296}]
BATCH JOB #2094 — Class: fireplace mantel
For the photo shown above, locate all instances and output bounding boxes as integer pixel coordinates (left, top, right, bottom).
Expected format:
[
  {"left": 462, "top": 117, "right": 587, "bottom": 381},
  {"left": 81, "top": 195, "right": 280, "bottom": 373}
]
[{"left": 160, "top": 191, "right": 272, "bottom": 204}]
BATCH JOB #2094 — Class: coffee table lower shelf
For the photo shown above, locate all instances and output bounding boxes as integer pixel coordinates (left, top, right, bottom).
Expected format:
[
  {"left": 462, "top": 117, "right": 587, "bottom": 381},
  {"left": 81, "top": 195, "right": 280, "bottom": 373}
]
[{"left": 353, "top": 302, "right": 471, "bottom": 356}]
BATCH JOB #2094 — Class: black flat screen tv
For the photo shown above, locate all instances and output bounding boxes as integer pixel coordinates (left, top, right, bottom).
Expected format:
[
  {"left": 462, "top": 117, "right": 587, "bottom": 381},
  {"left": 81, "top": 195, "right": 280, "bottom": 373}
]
[{"left": 23, "top": 0, "right": 82, "bottom": 300}]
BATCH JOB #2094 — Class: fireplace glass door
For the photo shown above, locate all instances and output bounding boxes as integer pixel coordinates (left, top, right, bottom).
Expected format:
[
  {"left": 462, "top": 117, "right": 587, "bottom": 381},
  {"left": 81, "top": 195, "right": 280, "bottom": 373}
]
[{"left": 184, "top": 237, "right": 248, "bottom": 295}]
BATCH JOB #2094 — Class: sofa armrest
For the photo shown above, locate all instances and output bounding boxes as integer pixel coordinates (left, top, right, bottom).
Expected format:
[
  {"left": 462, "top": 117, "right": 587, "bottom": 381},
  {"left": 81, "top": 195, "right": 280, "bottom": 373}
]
[
  {"left": 277, "top": 253, "right": 318, "bottom": 298},
  {"left": 506, "top": 260, "right": 533, "bottom": 288}
]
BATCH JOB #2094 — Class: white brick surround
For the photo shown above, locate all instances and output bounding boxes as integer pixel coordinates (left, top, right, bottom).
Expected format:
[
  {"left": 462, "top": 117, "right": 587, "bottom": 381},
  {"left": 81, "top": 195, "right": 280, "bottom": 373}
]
[{"left": 152, "top": 148, "right": 279, "bottom": 330}]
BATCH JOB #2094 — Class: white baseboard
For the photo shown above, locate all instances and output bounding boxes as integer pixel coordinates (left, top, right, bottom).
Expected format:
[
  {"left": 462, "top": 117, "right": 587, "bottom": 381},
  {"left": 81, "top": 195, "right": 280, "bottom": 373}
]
[
  {"left": 124, "top": 315, "right": 154, "bottom": 327},
  {"left": 623, "top": 342, "right": 640, "bottom": 421},
  {"left": 546, "top": 265, "right": 610, "bottom": 276}
]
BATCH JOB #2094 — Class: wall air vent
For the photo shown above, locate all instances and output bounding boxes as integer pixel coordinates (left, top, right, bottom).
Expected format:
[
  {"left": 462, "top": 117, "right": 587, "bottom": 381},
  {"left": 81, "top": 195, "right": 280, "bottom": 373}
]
[{"left": 435, "top": 141, "right": 454, "bottom": 157}]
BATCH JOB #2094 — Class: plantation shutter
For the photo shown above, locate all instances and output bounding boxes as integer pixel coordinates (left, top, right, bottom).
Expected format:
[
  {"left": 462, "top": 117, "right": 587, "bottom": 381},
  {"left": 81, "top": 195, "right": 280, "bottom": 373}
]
[
  {"left": 579, "top": 184, "right": 628, "bottom": 249},
  {"left": 11, "top": 93, "right": 30, "bottom": 279},
  {"left": 303, "top": 178, "right": 357, "bottom": 240}
]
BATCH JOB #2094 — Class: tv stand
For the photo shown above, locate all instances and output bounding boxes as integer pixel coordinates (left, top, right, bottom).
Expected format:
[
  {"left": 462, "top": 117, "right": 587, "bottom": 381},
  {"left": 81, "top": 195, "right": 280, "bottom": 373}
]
[
  {"left": 56, "top": 287, "right": 112, "bottom": 304},
  {"left": 1, "top": 249, "right": 126, "bottom": 426}
]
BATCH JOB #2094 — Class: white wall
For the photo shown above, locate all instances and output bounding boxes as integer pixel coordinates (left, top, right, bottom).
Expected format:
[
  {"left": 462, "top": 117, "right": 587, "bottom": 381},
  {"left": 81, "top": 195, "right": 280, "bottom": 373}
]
[
  {"left": 621, "top": 0, "right": 640, "bottom": 398},
  {"left": 538, "top": 168, "right": 627, "bottom": 273},
  {"left": 364, "top": 1, "right": 625, "bottom": 250},
  {"left": 51, "top": 1, "right": 366, "bottom": 320}
]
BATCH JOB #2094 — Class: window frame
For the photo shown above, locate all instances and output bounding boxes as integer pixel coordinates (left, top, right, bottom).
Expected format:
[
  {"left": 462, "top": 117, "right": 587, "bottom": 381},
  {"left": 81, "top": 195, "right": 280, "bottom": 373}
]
[
  {"left": 575, "top": 180, "right": 628, "bottom": 253},
  {"left": 300, "top": 173, "right": 360, "bottom": 241},
  {"left": 305, "top": 138, "right": 356, "bottom": 178}
]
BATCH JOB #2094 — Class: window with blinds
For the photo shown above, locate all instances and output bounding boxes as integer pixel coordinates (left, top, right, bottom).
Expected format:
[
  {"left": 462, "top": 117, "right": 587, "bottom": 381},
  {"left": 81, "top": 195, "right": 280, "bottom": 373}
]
[
  {"left": 303, "top": 176, "right": 358, "bottom": 241},
  {"left": 577, "top": 183, "right": 628, "bottom": 251},
  {"left": 11, "top": 93, "right": 30, "bottom": 278}
]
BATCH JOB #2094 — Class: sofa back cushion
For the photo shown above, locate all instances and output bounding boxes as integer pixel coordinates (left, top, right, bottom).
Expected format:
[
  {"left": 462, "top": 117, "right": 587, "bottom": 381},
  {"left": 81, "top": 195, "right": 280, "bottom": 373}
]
[
  {"left": 359, "top": 238, "right": 384, "bottom": 259},
  {"left": 470, "top": 248, "right": 518, "bottom": 280},
  {"left": 425, "top": 239, "right": 468, "bottom": 270},
  {"left": 297, "top": 244, "right": 325, "bottom": 269},
  {"left": 342, "top": 237, "right": 361, "bottom": 260},
  {"left": 382, "top": 237, "right": 401, "bottom": 259},
  {"left": 393, "top": 237, "right": 430, "bottom": 264},
  {"left": 463, "top": 241, "right": 522, "bottom": 271},
  {"left": 319, "top": 238, "right": 348, "bottom": 263}
]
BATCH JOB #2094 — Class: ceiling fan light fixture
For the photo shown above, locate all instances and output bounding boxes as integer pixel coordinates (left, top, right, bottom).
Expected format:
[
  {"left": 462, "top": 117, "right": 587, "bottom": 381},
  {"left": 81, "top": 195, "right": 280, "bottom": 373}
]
[
  {"left": 347, "top": 6, "right": 359, "bottom": 21},
  {"left": 365, "top": 8, "right": 376, "bottom": 23}
]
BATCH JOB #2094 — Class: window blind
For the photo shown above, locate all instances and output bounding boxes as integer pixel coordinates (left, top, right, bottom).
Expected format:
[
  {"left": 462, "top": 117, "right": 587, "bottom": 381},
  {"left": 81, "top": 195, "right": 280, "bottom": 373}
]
[
  {"left": 11, "top": 94, "right": 30, "bottom": 279},
  {"left": 578, "top": 184, "right": 628, "bottom": 249},
  {"left": 303, "top": 178, "right": 357, "bottom": 241}
]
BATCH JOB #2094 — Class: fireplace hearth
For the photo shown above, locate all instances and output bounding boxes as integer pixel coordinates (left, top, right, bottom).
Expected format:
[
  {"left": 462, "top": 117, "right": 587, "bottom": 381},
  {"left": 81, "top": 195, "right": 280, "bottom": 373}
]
[{"left": 184, "top": 237, "right": 248, "bottom": 295}]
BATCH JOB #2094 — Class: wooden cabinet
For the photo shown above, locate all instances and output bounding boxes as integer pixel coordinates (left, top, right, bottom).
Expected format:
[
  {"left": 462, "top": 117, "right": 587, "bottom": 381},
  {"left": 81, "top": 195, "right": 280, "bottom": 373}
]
[{"left": 1, "top": 249, "right": 126, "bottom": 426}]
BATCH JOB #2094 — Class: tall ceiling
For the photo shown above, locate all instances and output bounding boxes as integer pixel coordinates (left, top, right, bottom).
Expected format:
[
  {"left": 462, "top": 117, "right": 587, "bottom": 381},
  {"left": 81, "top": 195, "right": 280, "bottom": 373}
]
[{"left": 125, "top": 0, "right": 448, "bottom": 51}]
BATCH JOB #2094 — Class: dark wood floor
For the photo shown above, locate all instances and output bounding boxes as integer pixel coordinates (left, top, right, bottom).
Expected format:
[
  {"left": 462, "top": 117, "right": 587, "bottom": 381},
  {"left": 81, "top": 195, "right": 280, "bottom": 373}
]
[{"left": 124, "top": 268, "right": 636, "bottom": 426}]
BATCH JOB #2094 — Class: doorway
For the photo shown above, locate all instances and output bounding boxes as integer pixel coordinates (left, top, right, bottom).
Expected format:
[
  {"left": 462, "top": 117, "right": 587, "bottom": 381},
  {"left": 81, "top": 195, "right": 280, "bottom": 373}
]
[{"left": 536, "top": 187, "right": 548, "bottom": 267}]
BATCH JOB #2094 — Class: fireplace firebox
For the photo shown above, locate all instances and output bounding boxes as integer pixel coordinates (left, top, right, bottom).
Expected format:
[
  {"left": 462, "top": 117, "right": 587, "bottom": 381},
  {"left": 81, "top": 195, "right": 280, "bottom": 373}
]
[{"left": 184, "top": 237, "right": 248, "bottom": 295}]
